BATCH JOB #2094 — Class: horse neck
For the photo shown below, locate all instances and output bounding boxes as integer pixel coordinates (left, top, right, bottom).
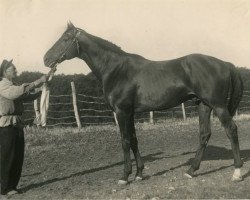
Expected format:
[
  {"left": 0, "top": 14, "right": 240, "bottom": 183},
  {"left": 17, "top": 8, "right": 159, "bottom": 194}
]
[{"left": 77, "top": 33, "right": 127, "bottom": 82}]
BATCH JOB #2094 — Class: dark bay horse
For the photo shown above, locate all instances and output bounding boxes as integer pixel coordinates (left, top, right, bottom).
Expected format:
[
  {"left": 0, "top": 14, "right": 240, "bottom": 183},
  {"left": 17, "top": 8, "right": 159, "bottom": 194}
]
[{"left": 44, "top": 22, "right": 244, "bottom": 184}]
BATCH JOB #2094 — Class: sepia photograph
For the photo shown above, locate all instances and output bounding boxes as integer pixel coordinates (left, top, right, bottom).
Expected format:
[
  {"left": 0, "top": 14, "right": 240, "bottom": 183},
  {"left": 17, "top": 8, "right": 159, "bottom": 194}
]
[{"left": 1, "top": 0, "right": 250, "bottom": 199}]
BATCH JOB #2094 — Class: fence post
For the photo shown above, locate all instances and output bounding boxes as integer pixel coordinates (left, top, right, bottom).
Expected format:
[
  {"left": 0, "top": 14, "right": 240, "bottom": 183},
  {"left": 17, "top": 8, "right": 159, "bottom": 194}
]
[
  {"left": 181, "top": 103, "right": 186, "bottom": 121},
  {"left": 113, "top": 112, "right": 118, "bottom": 125},
  {"left": 71, "top": 82, "right": 82, "bottom": 129},
  {"left": 150, "top": 111, "right": 154, "bottom": 124}
]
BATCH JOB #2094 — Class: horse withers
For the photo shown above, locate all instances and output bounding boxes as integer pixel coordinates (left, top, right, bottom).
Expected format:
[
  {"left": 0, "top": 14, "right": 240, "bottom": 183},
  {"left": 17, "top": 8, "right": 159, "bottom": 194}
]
[{"left": 44, "top": 22, "right": 244, "bottom": 184}]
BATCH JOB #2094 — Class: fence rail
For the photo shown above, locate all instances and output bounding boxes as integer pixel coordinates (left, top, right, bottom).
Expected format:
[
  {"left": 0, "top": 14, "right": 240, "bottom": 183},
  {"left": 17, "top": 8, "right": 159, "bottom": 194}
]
[{"left": 23, "top": 82, "right": 250, "bottom": 127}]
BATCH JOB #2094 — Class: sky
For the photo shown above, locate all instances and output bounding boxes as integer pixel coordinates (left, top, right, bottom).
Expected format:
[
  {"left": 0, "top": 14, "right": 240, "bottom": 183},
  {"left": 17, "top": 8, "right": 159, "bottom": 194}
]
[{"left": 1, "top": 0, "right": 250, "bottom": 75}]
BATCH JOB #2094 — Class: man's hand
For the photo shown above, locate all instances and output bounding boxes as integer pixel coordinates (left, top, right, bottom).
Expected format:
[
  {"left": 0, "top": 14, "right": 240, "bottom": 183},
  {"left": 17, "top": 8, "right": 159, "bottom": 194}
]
[
  {"left": 46, "top": 66, "right": 57, "bottom": 80},
  {"left": 39, "top": 75, "right": 47, "bottom": 83},
  {"left": 34, "top": 75, "right": 47, "bottom": 86},
  {"left": 34, "top": 67, "right": 57, "bottom": 87}
]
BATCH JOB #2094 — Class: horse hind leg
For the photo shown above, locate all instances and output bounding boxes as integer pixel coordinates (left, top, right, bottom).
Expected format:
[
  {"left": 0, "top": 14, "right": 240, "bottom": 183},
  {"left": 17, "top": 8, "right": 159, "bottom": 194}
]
[
  {"left": 185, "top": 102, "right": 212, "bottom": 178},
  {"left": 214, "top": 106, "right": 243, "bottom": 182}
]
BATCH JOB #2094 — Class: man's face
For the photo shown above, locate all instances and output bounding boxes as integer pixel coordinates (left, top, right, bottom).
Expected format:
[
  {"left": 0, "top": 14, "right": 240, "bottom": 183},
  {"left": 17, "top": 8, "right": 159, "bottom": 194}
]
[{"left": 4, "top": 65, "right": 17, "bottom": 80}]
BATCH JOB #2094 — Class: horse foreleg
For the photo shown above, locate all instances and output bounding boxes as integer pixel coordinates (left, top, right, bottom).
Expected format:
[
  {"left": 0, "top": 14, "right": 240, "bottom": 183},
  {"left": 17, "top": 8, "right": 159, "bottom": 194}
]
[
  {"left": 185, "top": 103, "right": 212, "bottom": 178},
  {"left": 130, "top": 119, "right": 144, "bottom": 181},
  {"left": 116, "top": 109, "right": 133, "bottom": 185}
]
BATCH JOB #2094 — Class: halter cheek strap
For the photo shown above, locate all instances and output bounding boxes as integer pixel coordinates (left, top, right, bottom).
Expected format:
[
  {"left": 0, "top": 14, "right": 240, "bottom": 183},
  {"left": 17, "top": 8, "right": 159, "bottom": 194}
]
[
  {"left": 75, "top": 31, "right": 81, "bottom": 54},
  {"left": 58, "top": 30, "right": 81, "bottom": 63}
]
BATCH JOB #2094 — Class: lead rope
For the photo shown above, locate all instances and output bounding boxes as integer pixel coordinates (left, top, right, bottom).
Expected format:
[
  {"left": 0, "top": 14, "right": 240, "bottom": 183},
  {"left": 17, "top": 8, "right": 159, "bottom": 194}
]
[
  {"left": 35, "top": 66, "right": 57, "bottom": 127},
  {"left": 36, "top": 30, "right": 80, "bottom": 127}
]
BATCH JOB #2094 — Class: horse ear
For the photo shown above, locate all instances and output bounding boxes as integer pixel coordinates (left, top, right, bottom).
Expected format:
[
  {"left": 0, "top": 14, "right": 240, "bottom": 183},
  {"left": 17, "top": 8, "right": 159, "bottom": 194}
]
[{"left": 67, "top": 21, "right": 75, "bottom": 29}]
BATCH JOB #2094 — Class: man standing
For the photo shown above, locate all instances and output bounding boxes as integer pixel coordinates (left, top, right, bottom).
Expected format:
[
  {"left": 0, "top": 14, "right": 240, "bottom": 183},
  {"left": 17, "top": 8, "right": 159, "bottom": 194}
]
[{"left": 0, "top": 59, "right": 49, "bottom": 197}]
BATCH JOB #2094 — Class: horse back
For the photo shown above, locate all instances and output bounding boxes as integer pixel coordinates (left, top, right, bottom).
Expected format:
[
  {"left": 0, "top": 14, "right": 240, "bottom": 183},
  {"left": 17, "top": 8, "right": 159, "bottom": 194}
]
[
  {"left": 103, "top": 55, "right": 190, "bottom": 111},
  {"left": 104, "top": 53, "right": 235, "bottom": 112}
]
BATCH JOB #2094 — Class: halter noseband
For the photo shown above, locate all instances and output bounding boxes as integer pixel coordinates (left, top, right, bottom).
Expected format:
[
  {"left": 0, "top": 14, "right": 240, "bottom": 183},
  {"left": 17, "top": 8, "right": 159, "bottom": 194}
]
[{"left": 56, "top": 30, "right": 80, "bottom": 65}]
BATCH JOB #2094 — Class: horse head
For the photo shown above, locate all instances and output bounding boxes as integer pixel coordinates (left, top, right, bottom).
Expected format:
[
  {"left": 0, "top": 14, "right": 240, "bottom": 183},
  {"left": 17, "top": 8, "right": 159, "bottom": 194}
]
[{"left": 44, "top": 22, "right": 80, "bottom": 68}]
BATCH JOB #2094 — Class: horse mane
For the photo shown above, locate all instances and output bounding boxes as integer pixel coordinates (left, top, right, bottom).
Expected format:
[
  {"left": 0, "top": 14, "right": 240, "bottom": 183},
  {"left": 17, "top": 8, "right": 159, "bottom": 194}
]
[
  {"left": 74, "top": 27, "right": 145, "bottom": 59},
  {"left": 77, "top": 28, "right": 125, "bottom": 54}
]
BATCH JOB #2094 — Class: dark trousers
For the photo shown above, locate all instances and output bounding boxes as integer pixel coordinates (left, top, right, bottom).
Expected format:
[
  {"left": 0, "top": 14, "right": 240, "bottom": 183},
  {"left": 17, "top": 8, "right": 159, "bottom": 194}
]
[{"left": 0, "top": 126, "right": 24, "bottom": 195}]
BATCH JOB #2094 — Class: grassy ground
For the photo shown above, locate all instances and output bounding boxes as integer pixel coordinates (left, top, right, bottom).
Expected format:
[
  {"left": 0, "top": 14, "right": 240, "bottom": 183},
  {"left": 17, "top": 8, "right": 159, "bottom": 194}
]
[{"left": 9, "top": 116, "right": 250, "bottom": 199}]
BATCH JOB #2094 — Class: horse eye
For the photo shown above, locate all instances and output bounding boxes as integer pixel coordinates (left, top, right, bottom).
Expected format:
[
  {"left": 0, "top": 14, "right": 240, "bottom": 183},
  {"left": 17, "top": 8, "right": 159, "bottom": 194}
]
[{"left": 63, "top": 33, "right": 72, "bottom": 41}]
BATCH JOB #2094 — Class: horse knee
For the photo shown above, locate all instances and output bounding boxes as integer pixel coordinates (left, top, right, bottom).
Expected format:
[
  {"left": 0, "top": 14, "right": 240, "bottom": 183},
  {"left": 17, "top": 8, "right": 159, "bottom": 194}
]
[
  {"left": 230, "top": 122, "right": 237, "bottom": 133},
  {"left": 131, "top": 136, "right": 138, "bottom": 148},
  {"left": 201, "top": 132, "right": 211, "bottom": 141},
  {"left": 122, "top": 139, "right": 130, "bottom": 151},
  {"left": 227, "top": 122, "right": 239, "bottom": 141}
]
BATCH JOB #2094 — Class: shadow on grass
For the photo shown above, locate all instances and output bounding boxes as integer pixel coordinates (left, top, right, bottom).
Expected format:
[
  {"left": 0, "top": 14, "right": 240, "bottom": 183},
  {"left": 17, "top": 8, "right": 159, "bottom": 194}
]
[
  {"left": 153, "top": 145, "right": 250, "bottom": 178},
  {"left": 22, "top": 172, "right": 42, "bottom": 177},
  {"left": 20, "top": 151, "right": 169, "bottom": 192},
  {"left": 21, "top": 145, "right": 250, "bottom": 192},
  {"left": 203, "top": 145, "right": 250, "bottom": 162}
]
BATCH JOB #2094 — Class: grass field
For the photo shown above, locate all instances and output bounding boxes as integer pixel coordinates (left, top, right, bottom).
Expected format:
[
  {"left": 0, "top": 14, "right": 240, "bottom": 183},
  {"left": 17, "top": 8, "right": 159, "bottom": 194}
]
[{"left": 10, "top": 116, "right": 250, "bottom": 199}]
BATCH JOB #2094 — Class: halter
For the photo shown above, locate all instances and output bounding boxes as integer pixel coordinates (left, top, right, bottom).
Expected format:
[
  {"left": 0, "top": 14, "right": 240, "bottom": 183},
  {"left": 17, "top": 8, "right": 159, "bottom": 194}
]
[
  {"left": 49, "top": 30, "right": 80, "bottom": 68},
  {"left": 59, "top": 30, "right": 80, "bottom": 62}
]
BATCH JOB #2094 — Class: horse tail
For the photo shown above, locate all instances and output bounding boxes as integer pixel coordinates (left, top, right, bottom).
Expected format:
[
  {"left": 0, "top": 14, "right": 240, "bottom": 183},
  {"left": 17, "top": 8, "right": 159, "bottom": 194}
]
[{"left": 228, "top": 66, "right": 244, "bottom": 116}]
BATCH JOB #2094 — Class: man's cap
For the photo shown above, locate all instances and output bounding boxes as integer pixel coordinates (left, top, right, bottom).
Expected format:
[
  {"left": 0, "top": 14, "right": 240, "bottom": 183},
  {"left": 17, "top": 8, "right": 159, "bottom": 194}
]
[{"left": 0, "top": 59, "right": 13, "bottom": 77}]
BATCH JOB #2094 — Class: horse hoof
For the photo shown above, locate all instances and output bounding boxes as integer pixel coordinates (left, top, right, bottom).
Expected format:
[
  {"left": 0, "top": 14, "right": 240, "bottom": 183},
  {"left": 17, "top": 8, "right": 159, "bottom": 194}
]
[
  {"left": 118, "top": 179, "right": 128, "bottom": 185},
  {"left": 232, "top": 168, "right": 243, "bottom": 182},
  {"left": 184, "top": 173, "right": 193, "bottom": 179},
  {"left": 232, "top": 176, "right": 243, "bottom": 182},
  {"left": 135, "top": 176, "right": 143, "bottom": 181}
]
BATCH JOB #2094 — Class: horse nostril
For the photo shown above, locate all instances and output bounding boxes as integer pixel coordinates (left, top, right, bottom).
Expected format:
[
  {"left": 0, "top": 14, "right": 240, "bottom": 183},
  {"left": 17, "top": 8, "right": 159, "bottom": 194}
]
[{"left": 44, "top": 57, "right": 49, "bottom": 65}]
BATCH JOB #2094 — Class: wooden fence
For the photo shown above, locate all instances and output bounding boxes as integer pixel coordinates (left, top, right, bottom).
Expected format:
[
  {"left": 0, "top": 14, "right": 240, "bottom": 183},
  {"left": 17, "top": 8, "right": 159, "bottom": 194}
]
[{"left": 23, "top": 82, "right": 250, "bottom": 128}]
